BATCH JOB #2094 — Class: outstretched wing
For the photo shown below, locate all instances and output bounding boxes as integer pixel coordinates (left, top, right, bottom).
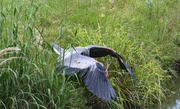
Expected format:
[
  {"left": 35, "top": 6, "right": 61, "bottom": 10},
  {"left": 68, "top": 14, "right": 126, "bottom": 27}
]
[
  {"left": 50, "top": 43, "right": 65, "bottom": 55},
  {"left": 86, "top": 45, "right": 138, "bottom": 84},
  {"left": 57, "top": 53, "right": 117, "bottom": 101}
]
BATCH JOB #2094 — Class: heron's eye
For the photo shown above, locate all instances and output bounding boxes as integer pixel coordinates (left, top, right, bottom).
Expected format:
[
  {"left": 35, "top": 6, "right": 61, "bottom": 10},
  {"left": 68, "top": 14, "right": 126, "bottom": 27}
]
[{"left": 81, "top": 52, "right": 85, "bottom": 55}]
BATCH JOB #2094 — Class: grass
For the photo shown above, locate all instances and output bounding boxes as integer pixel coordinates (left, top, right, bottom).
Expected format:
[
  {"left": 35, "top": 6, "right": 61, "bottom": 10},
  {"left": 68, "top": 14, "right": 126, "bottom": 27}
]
[{"left": 0, "top": 0, "right": 180, "bottom": 108}]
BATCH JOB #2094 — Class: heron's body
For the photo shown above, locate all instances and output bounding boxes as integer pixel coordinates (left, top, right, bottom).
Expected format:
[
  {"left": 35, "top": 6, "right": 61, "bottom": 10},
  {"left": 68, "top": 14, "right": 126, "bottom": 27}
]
[{"left": 51, "top": 43, "right": 138, "bottom": 101}]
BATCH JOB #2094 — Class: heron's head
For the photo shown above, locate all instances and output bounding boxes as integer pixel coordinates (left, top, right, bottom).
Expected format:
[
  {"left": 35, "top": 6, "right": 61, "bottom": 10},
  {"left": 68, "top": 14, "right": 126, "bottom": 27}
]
[
  {"left": 80, "top": 48, "right": 89, "bottom": 56},
  {"left": 76, "top": 47, "right": 90, "bottom": 56}
]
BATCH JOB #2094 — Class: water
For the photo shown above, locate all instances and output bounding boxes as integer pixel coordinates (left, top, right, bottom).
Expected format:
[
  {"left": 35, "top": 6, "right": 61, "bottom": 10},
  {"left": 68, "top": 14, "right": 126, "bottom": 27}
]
[{"left": 156, "top": 74, "right": 180, "bottom": 109}]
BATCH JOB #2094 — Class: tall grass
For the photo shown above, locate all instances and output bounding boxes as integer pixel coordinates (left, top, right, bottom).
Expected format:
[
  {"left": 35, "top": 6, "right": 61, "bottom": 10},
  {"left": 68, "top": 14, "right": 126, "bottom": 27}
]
[
  {"left": 0, "top": 0, "right": 179, "bottom": 108},
  {"left": 0, "top": 0, "right": 87, "bottom": 108}
]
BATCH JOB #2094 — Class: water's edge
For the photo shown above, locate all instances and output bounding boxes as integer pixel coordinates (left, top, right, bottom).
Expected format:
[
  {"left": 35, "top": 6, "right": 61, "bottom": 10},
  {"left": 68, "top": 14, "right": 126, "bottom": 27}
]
[{"left": 156, "top": 74, "right": 180, "bottom": 109}]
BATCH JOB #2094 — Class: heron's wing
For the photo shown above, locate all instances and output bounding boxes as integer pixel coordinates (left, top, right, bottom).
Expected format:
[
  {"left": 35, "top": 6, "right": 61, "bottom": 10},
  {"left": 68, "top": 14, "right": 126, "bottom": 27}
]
[
  {"left": 57, "top": 53, "right": 117, "bottom": 101},
  {"left": 50, "top": 43, "right": 65, "bottom": 55},
  {"left": 86, "top": 45, "right": 138, "bottom": 84},
  {"left": 85, "top": 45, "right": 117, "bottom": 57},
  {"left": 83, "top": 62, "right": 117, "bottom": 101}
]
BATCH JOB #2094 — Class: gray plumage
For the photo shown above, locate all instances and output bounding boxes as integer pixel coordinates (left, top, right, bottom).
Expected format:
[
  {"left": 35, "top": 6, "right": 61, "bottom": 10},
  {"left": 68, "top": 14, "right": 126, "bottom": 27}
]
[{"left": 51, "top": 43, "right": 138, "bottom": 101}]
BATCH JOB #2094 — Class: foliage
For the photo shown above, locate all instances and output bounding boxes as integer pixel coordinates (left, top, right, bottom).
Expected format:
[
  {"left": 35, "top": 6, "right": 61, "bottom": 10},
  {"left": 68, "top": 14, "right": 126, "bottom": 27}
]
[{"left": 0, "top": 0, "right": 179, "bottom": 108}]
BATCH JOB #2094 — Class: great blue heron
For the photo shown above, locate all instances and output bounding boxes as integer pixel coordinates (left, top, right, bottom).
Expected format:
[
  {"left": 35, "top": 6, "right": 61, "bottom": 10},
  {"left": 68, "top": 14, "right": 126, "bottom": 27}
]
[{"left": 51, "top": 43, "right": 138, "bottom": 101}]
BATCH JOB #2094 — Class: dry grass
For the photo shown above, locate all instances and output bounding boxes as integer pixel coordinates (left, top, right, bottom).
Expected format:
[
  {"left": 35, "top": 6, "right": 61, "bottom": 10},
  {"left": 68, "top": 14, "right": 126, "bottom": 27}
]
[
  {"left": 0, "top": 47, "right": 20, "bottom": 56},
  {"left": 0, "top": 47, "right": 21, "bottom": 66}
]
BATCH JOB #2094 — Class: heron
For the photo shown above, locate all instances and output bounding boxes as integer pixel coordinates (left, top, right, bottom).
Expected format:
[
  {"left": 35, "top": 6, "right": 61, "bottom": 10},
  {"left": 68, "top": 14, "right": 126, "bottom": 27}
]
[{"left": 50, "top": 43, "right": 138, "bottom": 101}]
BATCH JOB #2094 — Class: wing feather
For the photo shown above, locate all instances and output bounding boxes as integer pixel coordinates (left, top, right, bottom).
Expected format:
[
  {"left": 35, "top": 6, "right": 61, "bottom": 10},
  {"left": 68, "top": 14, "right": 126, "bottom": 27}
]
[
  {"left": 101, "top": 80, "right": 106, "bottom": 101},
  {"left": 95, "top": 78, "right": 100, "bottom": 98},
  {"left": 51, "top": 43, "right": 65, "bottom": 55},
  {"left": 83, "top": 62, "right": 117, "bottom": 101},
  {"left": 56, "top": 65, "right": 80, "bottom": 75},
  {"left": 116, "top": 53, "right": 138, "bottom": 84},
  {"left": 56, "top": 52, "right": 116, "bottom": 101},
  {"left": 103, "top": 80, "right": 108, "bottom": 101},
  {"left": 79, "top": 68, "right": 88, "bottom": 77},
  {"left": 86, "top": 45, "right": 138, "bottom": 84}
]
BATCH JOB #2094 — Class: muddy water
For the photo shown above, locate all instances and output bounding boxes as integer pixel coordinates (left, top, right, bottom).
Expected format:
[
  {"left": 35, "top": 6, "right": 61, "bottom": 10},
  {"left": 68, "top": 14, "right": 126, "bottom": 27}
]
[{"left": 156, "top": 74, "right": 180, "bottom": 109}]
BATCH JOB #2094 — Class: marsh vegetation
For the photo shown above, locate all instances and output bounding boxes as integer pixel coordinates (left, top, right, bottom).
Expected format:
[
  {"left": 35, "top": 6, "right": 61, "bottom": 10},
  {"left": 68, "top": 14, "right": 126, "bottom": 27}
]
[{"left": 0, "top": 0, "right": 179, "bottom": 108}]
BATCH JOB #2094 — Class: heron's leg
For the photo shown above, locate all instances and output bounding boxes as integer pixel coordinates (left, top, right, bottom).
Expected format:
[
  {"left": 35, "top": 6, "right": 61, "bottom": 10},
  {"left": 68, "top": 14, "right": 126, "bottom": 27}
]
[{"left": 105, "top": 59, "right": 112, "bottom": 76}]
